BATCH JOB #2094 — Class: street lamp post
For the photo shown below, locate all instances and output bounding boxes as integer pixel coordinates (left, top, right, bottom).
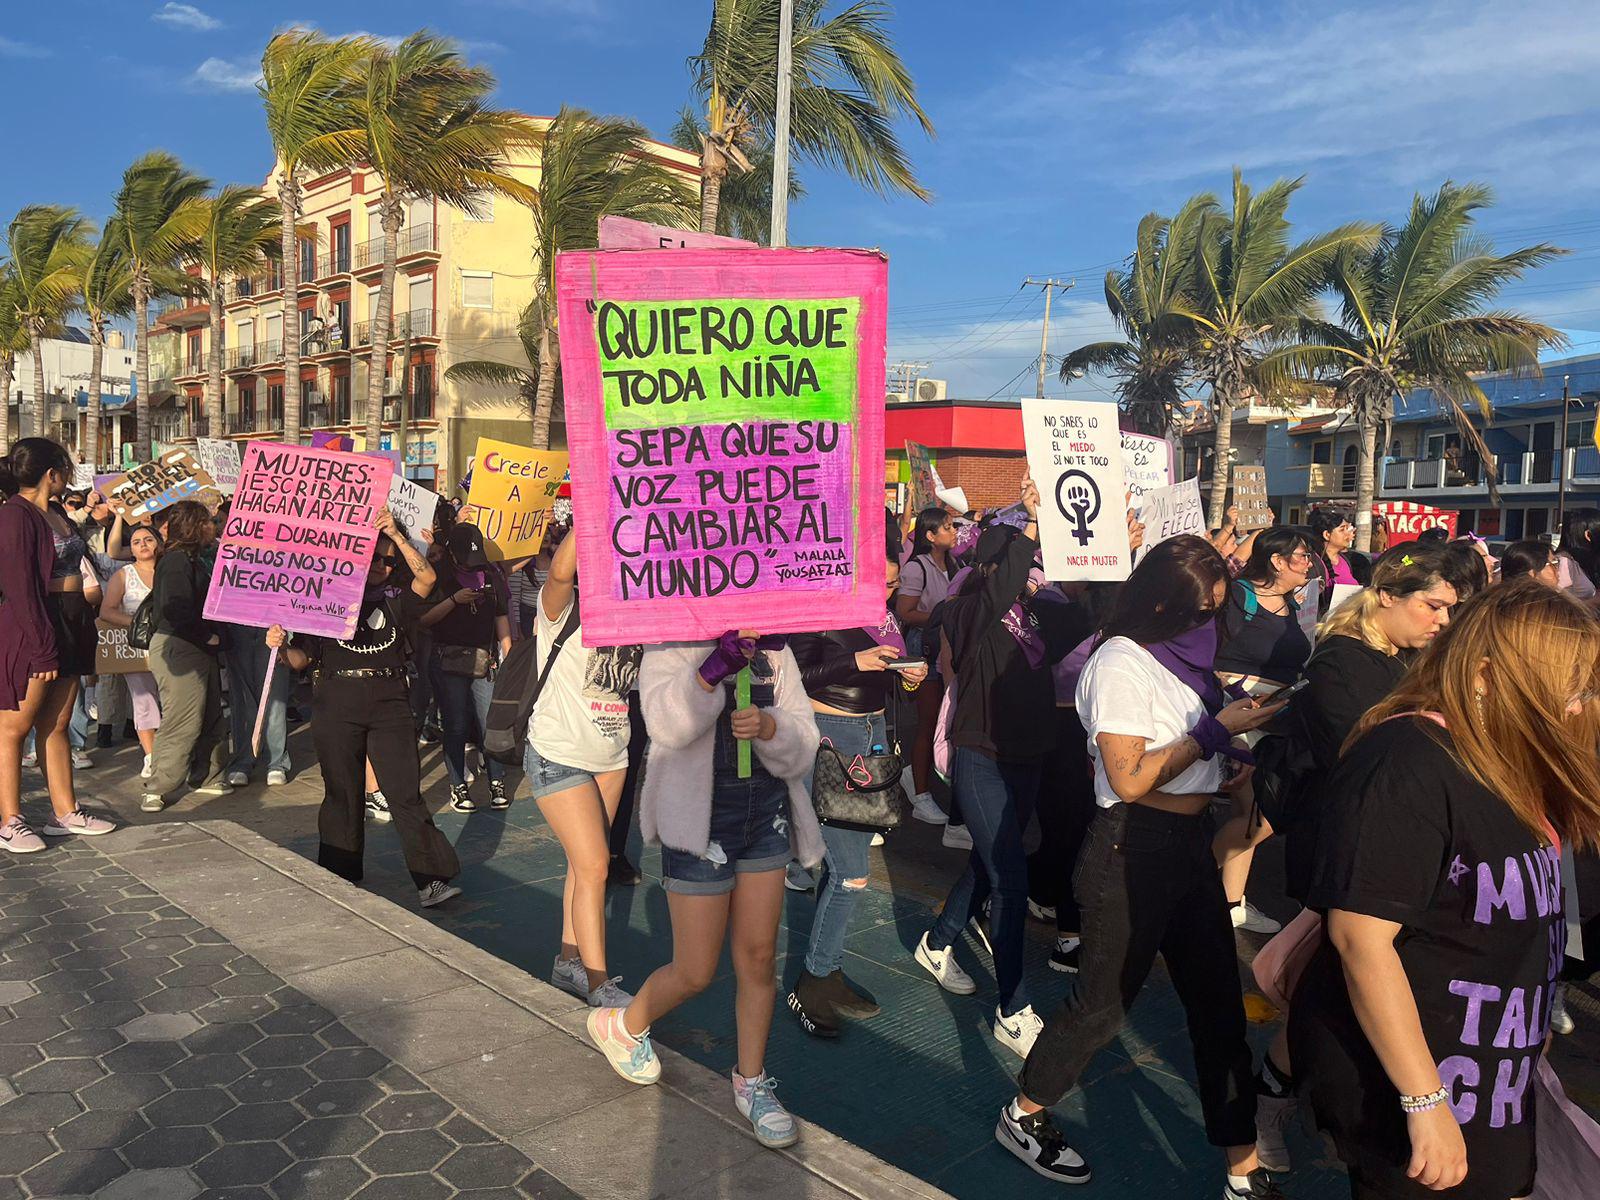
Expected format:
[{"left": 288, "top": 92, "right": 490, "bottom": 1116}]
[
  {"left": 768, "top": 0, "right": 795, "bottom": 249},
  {"left": 1558, "top": 375, "right": 1572, "bottom": 530}
]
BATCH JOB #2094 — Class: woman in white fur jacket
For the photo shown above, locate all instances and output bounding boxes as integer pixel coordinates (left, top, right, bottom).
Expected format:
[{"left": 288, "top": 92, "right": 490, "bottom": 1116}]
[{"left": 586, "top": 631, "right": 820, "bottom": 1150}]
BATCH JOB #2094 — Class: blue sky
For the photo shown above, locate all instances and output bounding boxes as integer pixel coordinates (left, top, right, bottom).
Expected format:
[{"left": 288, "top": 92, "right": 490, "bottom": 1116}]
[{"left": 3, "top": 0, "right": 1599, "bottom": 401}]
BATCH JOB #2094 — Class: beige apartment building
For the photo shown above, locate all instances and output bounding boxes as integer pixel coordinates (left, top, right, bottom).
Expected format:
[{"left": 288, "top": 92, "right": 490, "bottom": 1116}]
[{"left": 151, "top": 119, "right": 701, "bottom": 488}]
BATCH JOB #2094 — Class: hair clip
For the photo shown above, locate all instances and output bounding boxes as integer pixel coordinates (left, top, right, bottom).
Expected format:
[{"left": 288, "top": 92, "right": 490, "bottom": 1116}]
[{"left": 1401, "top": 554, "right": 1414, "bottom": 566}]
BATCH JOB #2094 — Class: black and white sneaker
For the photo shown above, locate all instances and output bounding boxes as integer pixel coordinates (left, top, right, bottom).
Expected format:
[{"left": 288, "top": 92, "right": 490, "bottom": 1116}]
[
  {"left": 995, "top": 1103, "right": 1090, "bottom": 1184},
  {"left": 488, "top": 780, "right": 510, "bottom": 810},
  {"left": 450, "top": 784, "right": 476, "bottom": 813},
  {"left": 1223, "top": 1168, "right": 1290, "bottom": 1199},
  {"left": 1049, "top": 936, "right": 1081, "bottom": 974},
  {"left": 418, "top": 881, "right": 462, "bottom": 908},
  {"left": 364, "top": 791, "right": 392, "bottom": 823}
]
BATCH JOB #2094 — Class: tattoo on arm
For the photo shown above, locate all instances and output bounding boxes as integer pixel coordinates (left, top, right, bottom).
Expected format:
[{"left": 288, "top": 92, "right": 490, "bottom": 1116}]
[{"left": 1151, "top": 737, "right": 1203, "bottom": 788}]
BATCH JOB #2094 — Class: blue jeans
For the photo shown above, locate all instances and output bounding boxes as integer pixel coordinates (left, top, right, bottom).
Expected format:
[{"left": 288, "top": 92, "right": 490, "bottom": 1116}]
[
  {"left": 804, "top": 711, "right": 885, "bottom": 977},
  {"left": 225, "top": 633, "right": 290, "bottom": 776},
  {"left": 429, "top": 660, "right": 503, "bottom": 787},
  {"left": 929, "top": 747, "right": 1042, "bottom": 1016}
]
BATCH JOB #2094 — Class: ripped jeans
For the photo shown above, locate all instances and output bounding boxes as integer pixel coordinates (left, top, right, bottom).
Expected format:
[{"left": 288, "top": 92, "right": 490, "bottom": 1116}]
[{"left": 803, "top": 711, "right": 886, "bottom": 977}]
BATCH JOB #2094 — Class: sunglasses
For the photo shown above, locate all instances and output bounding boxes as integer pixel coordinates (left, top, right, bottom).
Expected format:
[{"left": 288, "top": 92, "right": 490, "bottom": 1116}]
[{"left": 374, "top": 555, "right": 398, "bottom": 567}]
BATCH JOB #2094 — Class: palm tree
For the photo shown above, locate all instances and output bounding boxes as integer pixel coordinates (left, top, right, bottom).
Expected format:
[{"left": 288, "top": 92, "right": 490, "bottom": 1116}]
[
  {"left": 443, "top": 299, "right": 542, "bottom": 417},
  {"left": 109, "top": 151, "right": 211, "bottom": 460},
  {"left": 80, "top": 230, "right": 136, "bottom": 467},
  {"left": 6, "top": 206, "right": 91, "bottom": 438},
  {"left": 0, "top": 270, "right": 28, "bottom": 448},
  {"left": 261, "top": 29, "right": 369, "bottom": 446},
  {"left": 1059, "top": 197, "right": 1212, "bottom": 436},
  {"left": 690, "top": 0, "right": 932, "bottom": 234},
  {"left": 348, "top": 33, "right": 539, "bottom": 448},
  {"left": 1189, "top": 171, "right": 1382, "bottom": 526},
  {"left": 670, "top": 108, "right": 803, "bottom": 244},
  {"left": 193, "top": 186, "right": 279, "bottom": 438},
  {"left": 526, "top": 108, "right": 695, "bottom": 448},
  {"left": 1261, "top": 182, "right": 1566, "bottom": 552}
]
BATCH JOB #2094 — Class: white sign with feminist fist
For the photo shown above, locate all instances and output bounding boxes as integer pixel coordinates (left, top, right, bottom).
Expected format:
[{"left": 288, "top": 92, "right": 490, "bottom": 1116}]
[{"left": 1021, "top": 399, "right": 1132, "bottom": 581}]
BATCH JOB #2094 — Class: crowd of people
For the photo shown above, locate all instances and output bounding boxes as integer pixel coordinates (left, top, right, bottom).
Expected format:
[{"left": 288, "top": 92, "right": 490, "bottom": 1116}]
[{"left": 3, "top": 429, "right": 1598, "bottom": 1200}]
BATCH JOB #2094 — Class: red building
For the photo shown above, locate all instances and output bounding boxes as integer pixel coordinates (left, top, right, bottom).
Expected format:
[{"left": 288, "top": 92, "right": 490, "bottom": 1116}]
[{"left": 884, "top": 399, "right": 1029, "bottom": 511}]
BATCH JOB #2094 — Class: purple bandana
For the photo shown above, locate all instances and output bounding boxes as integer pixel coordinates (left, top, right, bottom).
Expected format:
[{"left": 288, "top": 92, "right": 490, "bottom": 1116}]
[
  {"left": 947, "top": 564, "right": 1045, "bottom": 669},
  {"left": 863, "top": 608, "right": 907, "bottom": 655}
]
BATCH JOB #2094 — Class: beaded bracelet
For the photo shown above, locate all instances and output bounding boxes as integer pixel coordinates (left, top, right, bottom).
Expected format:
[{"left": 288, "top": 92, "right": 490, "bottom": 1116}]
[{"left": 1399, "top": 1086, "right": 1449, "bottom": 1114}]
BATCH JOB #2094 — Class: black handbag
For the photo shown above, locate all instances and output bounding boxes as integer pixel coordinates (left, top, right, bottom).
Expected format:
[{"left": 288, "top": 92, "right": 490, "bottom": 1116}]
[
  {"left": 436, "top": 644, "right": 491, "bottom": 679},
  {"left": 809, "top": 708, "right": 908, "bottom": 832},
  {"left": 127, "top": 594, "right": 157, "bottom": 653}
]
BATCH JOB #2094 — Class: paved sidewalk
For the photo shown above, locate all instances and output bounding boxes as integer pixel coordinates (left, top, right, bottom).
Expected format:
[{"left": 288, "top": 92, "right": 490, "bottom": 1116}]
[{"left": 0, "top": 820, "right": 940, "bottom": 1200}]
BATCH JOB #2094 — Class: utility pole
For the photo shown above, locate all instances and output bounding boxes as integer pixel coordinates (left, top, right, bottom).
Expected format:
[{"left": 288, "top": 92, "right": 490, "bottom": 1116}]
[
  {"left": 1558, "top": 374, "right": 1572, "bottom": 529},
  {"left": 1022, "top": 277, "right": 1073, "bottom": 398},
  {"left": 888, "top": 360, "right": 929, "bottom": 397},
  {"left": 768, "top": 0, "right": 796, "bottom": 248}
]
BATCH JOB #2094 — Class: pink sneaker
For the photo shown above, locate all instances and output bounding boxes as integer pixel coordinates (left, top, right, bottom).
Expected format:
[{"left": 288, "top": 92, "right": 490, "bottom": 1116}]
[
  {"left": 42, "top": 809, "right": 116, "bottom": 837},
  {"left": 0, "top": 816, "right": 45, "bottom": 854}
]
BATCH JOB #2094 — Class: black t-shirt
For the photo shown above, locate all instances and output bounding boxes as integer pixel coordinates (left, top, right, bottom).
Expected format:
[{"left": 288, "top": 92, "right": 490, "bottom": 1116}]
[
  {"left": 1215, "top": 580, "right": 1312, "bottom": 684},
  {"left": 424, "top": 567, "right": 508, "bottom": 649},
  {"left": 1290, "top": 717, "right": 1561, "bottom": 1198},
  {"left": 305, "top": 590, "right": 418, "bottom": 675}
]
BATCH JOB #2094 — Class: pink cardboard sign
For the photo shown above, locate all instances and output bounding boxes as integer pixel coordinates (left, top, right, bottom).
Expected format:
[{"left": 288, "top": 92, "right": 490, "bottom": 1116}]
[
  {"left": 203, "top": 441, "right": 394, "bottom": 638},
  {"left": 555, "top": 246, "right": 888, "bottom": 646},
  {"left": 598, "top": 215, "right": 756, "bottom": 251}
]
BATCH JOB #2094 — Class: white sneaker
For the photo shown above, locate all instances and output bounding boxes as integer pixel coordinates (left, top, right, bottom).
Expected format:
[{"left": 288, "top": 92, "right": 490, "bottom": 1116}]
[
  {"left": 1027, "top": 898, "right": 1057, "bottom": 922},
  {"left": 942, "top": 823, "right": 973, "bottom": 851},
  {"left": 783, "top": 862, "right": 814, "bottom": 893},
  {"left": 995, "top": 1101, "right": 1090, "bottom": 1184},
  {"left": 914, "top": 932, "right": 977, "bottom": 995},
  {"left": 909, "top": 791, "right": 947, "bottom": 825},
  {"left": 1255, "top": 1092, "right": 1295, "bottom": 1173},
  {"left": 993, "top": 1004, "right": 1044, "bottom": 1059},
  {"left": 870, "top": 832, "right": 885, "bottom": 847},
  {"left": 226, "top": 771, "right": 249, "bottom": 787},
  {"left": 1551, "top": 983, "right": 1576, "bottom": 1035},
  {"left": 21, "top": 751, "right": 36, "bottom": 768},
  {"left": 70, "top": 750, "right": 92, "bottom": 770},
  {"left": 140, "top": 754, "right": 154, "bottom": 781},
  {"left": 1230, "top": 899, "right": 1282, "bottom": 935},
  {"left": 266, "top": 770, "right": 288, "bottom": 786},
  {"left": 587, "top": 977, "right": 634, "bottom": 1008}
]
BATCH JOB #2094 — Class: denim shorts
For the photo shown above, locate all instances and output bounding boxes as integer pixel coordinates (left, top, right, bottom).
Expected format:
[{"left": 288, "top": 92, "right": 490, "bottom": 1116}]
[
  {"left": 523, "top": 742, "right": 597, "bottom": 800},
  {"left": 660, "top": 773, "right": 793, "bottom": 895}
]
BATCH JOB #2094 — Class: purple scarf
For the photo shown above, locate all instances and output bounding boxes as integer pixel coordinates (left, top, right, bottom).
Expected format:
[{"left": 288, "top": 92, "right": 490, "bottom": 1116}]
[
  {"left": 1143, "top": 621, "right": 1227, "bottom": 714},
  {"left": 863, "top": 608, "right": 907, "bottom": 655}
]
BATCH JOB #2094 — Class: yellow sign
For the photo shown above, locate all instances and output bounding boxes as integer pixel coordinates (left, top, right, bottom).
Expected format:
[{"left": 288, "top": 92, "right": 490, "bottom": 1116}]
[{"left": 461, "top": 438, "right": 569, "bottom": 562}]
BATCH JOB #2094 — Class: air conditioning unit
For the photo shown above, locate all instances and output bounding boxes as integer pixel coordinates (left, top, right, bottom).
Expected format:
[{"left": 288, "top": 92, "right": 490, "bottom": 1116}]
[
  {"left": 916, "top": 378, "right": 948, "bottom": 402},
  {"left": 885, "top": 391, "right": 910, "bottom": 404},
  {"left": 382, "top": 404, "right": 400, "bottom": 421},
  {"left": 383, "top": 376, "right": 399, "bottom": 396}
]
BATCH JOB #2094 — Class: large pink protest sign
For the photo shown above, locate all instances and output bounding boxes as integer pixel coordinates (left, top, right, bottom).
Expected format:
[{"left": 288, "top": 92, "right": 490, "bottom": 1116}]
[
  {"left": 555, "top": 247, "right": 888, "bottom": 645},
  {"left": 203, "top": 442, "right": 393, "bottom": 638}
]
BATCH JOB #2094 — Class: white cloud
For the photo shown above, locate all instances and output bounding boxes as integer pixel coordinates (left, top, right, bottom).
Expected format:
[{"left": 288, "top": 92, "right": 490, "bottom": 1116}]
[
  {"left": 191, "top": 56, "right": 261, "bottom": 93},
  {"left": 0, "top": 36, "right": 50, "bottom": 58},
  {"left": 153, "top": 3, "right": 222, "bottom": 32}
]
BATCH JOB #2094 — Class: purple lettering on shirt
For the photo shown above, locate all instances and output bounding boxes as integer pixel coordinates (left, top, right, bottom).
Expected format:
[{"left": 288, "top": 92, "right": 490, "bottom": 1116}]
[
  {"left": 1474, "top": 857, "right": 1527, "bottom": 925},
  {"left": 1528, "top": 984, "right": 1546, "bottom": 1045},
  {"left": 1524, "top": 851, "right": 1554, "bottom": 919},
  {"left": 1492, "top": 987, "right": 1528, "bottom": 1049},
  {"left": 1449, "top": 979, "right": 1502, "bottom": 1047},
  {"left": 1439, "top": 1055, "right": 1479, "bottom": 1124},
  {"left": 1489, "top": 1055, "right": 1532, "bottom": 1129}
]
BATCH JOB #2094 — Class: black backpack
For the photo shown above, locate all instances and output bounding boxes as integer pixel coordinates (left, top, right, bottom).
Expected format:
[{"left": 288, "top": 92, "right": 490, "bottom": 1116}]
[{"left": 482, "top": 607, "right": 579, "bottom": 765}]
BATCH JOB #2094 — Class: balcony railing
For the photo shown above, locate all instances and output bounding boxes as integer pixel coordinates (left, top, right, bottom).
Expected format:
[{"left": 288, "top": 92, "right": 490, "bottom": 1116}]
[
  {"left": 225, "top": 341, "right": 285, "bottom": 371},
  {"left": 1381, "top": 456, "right": 1483, "bottom": 491},
  {"left": 1305, "top": 462, "right": 1351, "bottom": 497},
  {"left": 315, "top": 248, "right": 352, "bottom": 279},
  {"left": 353, "top": 308, "right": 436, "bottom": 347},
  {"left": 225, "top": 411, "right": 261, "bottom": 435},
  {"left": 354, "top": 223, "right": 438, "bottom": 270}
]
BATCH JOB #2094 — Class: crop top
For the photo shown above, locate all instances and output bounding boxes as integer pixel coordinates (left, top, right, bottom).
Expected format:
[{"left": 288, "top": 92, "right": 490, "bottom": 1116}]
[{"left": 50, "top": 524, "right": 87, "bottom": 581}]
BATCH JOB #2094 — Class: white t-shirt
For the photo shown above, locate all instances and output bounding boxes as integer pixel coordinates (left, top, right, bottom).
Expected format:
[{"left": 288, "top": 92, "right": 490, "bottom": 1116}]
[
  {"left": 527, "top": 598, "right": 641, "bottom": 774},
  {"left": 1076, "top": 636, "right": 1223, "bottom": 808}
]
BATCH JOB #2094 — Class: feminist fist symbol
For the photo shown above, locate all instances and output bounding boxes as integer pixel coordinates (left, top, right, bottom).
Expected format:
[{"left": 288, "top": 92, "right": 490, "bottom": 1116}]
[{"left": 1056, "top": 469, "right": 1102, "bottom": 546}]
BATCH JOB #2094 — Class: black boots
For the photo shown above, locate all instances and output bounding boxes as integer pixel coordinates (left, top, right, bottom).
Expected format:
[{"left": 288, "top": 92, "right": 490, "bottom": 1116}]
[{"left": 786, "top": 969, "right": 883, "bottom": 1038}]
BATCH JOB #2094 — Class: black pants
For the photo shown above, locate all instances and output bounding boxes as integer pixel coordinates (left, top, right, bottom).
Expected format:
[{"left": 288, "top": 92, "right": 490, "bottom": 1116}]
[
  {"left": 1016, "top": 803, "right": 1256, "bottom": 1148},
  {"left": 312, "top": 677, "right": 459, "bottom": 888},
  {"left": 1028, "top": 706, "right": 1096, "bottom": 932},
  {"left": 610, "top": 693, "right": 646, "bottom": 858}
]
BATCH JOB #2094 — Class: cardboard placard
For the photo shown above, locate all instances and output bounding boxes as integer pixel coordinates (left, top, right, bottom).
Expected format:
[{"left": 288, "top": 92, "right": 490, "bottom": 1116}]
[
  {"left": 1021, "top": 399, "right": 1132, "bottom": 581},
  {"left": 71, "top": 463, "right": 96, "bottom": 491},
  {"left": 905, "top": 440, "right": 940, "bottom": 515},
  {"left": 386, "top": 475, "right": 440, "bottom": 556},
  {"left": 1231, "top": 465, "right": 1272, "bottom": 530},
  {"left": 196, "top": 439, "right": 242, "bottom": 495},
  {"left": 203, "top": 442, "right": 394, "bottom": 639},
  {"left": 94, "top": 620, "right": 148, "bottom": 674},
  {"left": 1120, "top": 432, "right": 1174, "bottom": 514},
  {"left": 460, "top": 439, "right": 569, "bottom": 562},
  {"left": 1139, "top": 477, "right": 1207, "bottom": 550},
  {"left": 103, "top": 449, "right": 220, "bottom": 521},
  {"left": 598, "top": 215, "right": 756, "bottom": 251},
  {"left": 554, "top": 246, "right": 888, "bottom": 645}
]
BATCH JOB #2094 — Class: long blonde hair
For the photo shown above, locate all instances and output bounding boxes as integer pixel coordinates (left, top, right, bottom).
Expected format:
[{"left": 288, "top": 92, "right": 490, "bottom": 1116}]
[
  {"left": 1350, "top": 578, "right": 1600, "bottom": 850},
  {"left": 1319, "top": 541, "right": 1456, "bottom": 654}
]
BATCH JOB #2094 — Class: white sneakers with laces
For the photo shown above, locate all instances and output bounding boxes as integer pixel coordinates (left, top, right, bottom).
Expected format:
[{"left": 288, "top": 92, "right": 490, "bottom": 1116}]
[
  {"left": 1230, "top": 898, "right": 1282, "bottom": 934},
  {"left": 992, "top": 1004, "right": 1044, "bottom": 1059},
  {"left": 914, "top": 932, "right": 977, "bottom": 995}
]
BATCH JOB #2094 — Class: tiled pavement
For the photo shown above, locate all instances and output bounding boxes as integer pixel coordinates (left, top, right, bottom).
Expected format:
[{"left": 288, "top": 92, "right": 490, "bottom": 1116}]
[{"left": 50, "top": 722, "right": 1600, "bottom": 1200}]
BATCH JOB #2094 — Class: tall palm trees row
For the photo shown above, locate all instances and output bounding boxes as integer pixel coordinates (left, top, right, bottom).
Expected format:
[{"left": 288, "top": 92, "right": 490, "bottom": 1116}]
[{"left": 1063, "top": 173, "right": 1565, "bottom": 550}]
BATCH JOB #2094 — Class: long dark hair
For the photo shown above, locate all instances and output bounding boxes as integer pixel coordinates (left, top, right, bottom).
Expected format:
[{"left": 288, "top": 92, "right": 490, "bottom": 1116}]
[
  {"left": 1560, "top": 507, "right": 1600, "bottom": 584},
  {"left": 909, "top": 506, "right": 951, "bottom": 559},
  {"left": 161, "top": 500, "right": 214, "bottom": 557},
  {"left": 0, "top": 438, "right": 72, "bottom": 498},
  {"left": 1240, "top": 526, "right": 1315, "bottom": 588},
  {"left": 1097, "top": 535, "right": 1230, "bottom": 646},
  {"left": 1500, "top": 539, "right": 1554, "bottom": 581}
]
